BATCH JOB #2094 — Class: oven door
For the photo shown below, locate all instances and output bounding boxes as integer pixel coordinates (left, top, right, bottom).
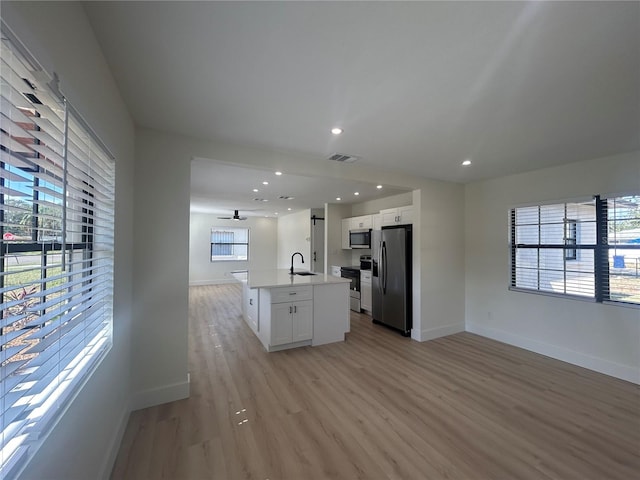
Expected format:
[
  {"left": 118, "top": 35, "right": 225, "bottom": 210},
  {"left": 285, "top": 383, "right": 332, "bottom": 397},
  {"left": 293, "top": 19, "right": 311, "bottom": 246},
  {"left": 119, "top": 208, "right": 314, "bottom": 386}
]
[
  {"left": 341, "top": 269, "right": 361, "bottom": 312},
  {"left": 341, "top": 271, "right": 360, "bottom": 292}
]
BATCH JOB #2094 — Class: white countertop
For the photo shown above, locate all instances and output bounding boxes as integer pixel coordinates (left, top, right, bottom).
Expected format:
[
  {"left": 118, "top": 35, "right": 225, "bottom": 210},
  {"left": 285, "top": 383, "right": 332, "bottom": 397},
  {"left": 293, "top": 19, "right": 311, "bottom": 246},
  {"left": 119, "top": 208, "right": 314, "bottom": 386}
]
[{"left": 233, "top": 269, "right": 350, "bottom": 289}]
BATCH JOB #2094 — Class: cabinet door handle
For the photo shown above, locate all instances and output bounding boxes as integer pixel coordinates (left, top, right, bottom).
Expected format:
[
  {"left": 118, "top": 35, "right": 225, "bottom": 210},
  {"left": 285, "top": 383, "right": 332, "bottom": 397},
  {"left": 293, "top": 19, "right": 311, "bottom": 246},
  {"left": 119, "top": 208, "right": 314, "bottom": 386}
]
[
  {"left": 289, "top": 306, "right": 292, "bottom": 314},
  {"left": 294, "top": 305, "right": 297, "bottom": 313},
  {"left": 289, "top": 292, "right": 297, "bottom": 295},
  {"left": 249, "top": 299, "right": 253, "bottom": 305}
]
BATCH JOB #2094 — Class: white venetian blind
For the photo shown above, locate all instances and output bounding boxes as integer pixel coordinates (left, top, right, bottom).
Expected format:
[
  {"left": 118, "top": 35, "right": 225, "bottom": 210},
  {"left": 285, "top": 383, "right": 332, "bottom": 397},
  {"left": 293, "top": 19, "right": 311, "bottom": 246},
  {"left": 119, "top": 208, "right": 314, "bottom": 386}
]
[
  {"left": 0, "top": 31, "right": 115, "bottom": 478},
  {"left": 603, "top": 195, "right": 640, "bottom": 305},
  {"left": 510, "top": 200, "right": 597, "bottom": 298}
]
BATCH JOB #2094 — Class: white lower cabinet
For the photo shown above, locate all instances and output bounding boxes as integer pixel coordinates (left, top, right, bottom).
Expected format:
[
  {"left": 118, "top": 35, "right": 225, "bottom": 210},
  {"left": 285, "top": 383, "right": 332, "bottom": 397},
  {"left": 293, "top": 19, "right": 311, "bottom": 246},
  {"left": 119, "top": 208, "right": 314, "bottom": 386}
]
[
  {"left": 360, "top": 270, "right": 372, "bottom": 313},
  {"left": 271, "top": 300, "right": 313, "bottom": 346},
  {"left": 242, "top": 283, "right": 259, "bottom": 334},
  {"left": 258, "top": 285, "right": 313, "bottom": 351}
]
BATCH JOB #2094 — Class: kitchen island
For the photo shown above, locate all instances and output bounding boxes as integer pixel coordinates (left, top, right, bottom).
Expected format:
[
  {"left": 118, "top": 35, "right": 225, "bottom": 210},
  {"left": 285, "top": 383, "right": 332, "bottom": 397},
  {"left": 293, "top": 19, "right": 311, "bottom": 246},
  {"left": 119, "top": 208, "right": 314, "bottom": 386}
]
[{"left": 234, "top": 269, "right": 351, "bottom": 352}]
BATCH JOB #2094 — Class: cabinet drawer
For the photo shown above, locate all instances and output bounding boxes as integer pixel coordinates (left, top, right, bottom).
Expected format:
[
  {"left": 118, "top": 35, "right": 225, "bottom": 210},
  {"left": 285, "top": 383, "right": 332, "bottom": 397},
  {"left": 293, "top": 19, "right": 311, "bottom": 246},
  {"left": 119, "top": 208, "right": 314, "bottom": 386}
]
[
  {"left": 360, "top": 271, "right": 372, "bottom": 282},
  {"left": 270, "top": 286, "right": 313, "bottom": 304}
]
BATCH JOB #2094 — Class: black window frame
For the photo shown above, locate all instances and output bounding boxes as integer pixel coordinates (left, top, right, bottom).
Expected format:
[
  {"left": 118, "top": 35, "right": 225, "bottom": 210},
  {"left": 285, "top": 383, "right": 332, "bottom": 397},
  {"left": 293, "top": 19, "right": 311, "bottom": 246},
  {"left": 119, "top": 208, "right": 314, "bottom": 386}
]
[
  {"left": 210, "top": 227, "right": 249, "bottom": 262},
  {"left": 510, "top": 195, "right": 640, "bottom": 306},
  {"left": 564, "top": 219, "right": 578, "bottom": 261}
]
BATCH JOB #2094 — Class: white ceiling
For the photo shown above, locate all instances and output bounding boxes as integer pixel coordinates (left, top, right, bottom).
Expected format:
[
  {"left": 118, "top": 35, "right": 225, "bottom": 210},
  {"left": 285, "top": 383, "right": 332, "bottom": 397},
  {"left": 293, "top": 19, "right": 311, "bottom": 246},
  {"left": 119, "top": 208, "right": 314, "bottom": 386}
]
[
  {"left": 190, "top": 158, "right": 408, "bottom": 217},
  {"left": 84, "top": 1, "right": 640, "bottom": 214}
]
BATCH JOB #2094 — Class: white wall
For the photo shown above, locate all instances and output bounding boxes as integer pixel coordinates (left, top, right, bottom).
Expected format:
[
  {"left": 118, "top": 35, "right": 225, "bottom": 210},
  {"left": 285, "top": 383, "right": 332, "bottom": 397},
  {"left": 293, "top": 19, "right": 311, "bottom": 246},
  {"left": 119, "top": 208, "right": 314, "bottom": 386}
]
[
  {"left": 465, "top": 151, "right": 640, "bottom": 383},
  {"left": 325, "top": 202, "right": 352, "bottom": 270},
  {"left": 189, "top": 213, "right": 277, "bottom": 284},
  {"left": 3, "top": 3, "right": 136, "bottom": 479},
  {"left": 277, "top": 209, "right": 312, "bottom": 269},
  {"left": 132, "top": 129, "right": 191, "bottom": 409},
  {"left": 416, "top": 185, "right": 466, "bottom": 341},
  {"left": 350, "top": 191, "right": 413, "bottom": 216}
]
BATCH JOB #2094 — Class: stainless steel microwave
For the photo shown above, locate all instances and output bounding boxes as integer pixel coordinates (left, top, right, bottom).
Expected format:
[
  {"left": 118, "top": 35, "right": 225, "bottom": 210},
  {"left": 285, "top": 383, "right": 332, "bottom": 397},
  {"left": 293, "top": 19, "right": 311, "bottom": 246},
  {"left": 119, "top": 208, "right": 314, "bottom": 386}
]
[{"left": 349, "top": 228, "right": 371, "bottom": 249}]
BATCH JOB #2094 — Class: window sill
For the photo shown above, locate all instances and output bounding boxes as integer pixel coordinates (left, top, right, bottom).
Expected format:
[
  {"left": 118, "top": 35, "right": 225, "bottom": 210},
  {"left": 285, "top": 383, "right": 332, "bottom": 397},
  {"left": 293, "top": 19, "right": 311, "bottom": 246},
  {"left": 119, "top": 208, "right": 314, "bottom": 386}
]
[
  {"left": 509, "top": 287, "right": 640, "bottom": 308},
  {"left": 508, "top": 287, "right": 597, "bottom": 303},
  {"left": 603, "top": 300, "right": 640, "bottom": 310}
]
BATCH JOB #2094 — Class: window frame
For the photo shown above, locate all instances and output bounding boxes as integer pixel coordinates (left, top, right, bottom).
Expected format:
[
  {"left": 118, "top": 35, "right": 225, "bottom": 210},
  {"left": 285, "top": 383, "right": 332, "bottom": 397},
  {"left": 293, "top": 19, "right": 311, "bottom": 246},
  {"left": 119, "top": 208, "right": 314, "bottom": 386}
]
[
  {"left": 509, "top": 195, "right": 640, "bottom": 307},
  {"left": 210, "top": 227, "right": 250, "bottom": 262},
  {"left": 564, "top": 219, "right": 578, "bottom": 261},
  {"left": 0, "top": 29, "right": 115, "bottom": 479}
]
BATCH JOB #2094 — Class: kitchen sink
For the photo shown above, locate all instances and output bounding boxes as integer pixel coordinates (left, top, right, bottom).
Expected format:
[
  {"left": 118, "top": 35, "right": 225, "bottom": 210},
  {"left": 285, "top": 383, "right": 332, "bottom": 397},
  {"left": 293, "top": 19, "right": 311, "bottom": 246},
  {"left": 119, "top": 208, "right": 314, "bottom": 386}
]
[{"left": 294, "top": 271, "right": 316, "bottom": 276}]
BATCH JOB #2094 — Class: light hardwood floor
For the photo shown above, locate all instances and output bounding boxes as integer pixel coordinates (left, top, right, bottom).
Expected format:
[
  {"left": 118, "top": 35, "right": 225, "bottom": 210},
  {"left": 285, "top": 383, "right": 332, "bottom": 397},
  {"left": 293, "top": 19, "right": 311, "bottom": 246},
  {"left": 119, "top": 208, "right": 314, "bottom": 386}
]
[{"left": 111, "top": 284, "right": 640, "bottom": 479}]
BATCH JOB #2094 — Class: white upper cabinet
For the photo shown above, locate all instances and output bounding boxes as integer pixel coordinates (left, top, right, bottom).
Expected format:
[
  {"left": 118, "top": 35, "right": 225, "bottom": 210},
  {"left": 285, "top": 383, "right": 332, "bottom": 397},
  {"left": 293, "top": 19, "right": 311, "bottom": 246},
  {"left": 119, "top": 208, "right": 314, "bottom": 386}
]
[
  {"left": 380, "top": 206, "right": 413, "bottom": 226},
  {"left": 341, "top": 218, "right": 351, "bottom": 249},
  {"left": 373, "top": 214, "right": 382, "bottom": 230},
  {"left": 350, "top": 215, "right": 372, "bottom": 230}
]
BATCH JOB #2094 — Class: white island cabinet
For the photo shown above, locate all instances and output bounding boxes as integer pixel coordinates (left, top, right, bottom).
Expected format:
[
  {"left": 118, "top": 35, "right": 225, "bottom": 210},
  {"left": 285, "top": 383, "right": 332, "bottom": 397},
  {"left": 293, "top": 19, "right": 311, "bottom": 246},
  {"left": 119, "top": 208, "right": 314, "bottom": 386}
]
[
  {"left": 260, "top": 286, "right": 313, "bottom": 350},
  {"left": 242, "top": 282, "right": 259, "bottom": 334},
  {"left": 240, "top": 269, "right": 351, "bottom": 352}
]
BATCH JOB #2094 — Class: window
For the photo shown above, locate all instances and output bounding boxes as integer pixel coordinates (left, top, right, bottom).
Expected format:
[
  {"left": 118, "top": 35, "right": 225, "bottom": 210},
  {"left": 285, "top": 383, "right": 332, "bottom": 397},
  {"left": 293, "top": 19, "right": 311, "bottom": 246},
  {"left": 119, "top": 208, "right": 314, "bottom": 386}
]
[
  {"left": 510, "top": 195, "right": 640, "bottom": 305},
  {"left": 605, "top": 195, "right": 640, "bottom": 304},
  {"left": 211, "top": 227, "right": 249, "bottom": 261},
  {"left": 1, "top": 33, "right": 115, "bottom": 477}
]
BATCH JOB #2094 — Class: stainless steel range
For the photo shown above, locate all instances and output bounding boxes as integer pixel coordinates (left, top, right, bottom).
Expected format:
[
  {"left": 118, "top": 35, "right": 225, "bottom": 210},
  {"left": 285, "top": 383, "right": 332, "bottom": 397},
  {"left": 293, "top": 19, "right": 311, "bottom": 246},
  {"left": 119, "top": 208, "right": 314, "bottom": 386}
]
[{"left": 340, "top": 266, "right": 361, "bottom": 312}]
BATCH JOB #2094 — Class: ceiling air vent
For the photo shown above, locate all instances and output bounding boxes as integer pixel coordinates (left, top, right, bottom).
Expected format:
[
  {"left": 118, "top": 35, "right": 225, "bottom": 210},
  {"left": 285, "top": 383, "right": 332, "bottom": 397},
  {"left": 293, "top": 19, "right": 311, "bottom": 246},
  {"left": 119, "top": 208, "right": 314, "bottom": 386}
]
[{"left": 327, "top": 153, "right": 358, "bottom": 163}]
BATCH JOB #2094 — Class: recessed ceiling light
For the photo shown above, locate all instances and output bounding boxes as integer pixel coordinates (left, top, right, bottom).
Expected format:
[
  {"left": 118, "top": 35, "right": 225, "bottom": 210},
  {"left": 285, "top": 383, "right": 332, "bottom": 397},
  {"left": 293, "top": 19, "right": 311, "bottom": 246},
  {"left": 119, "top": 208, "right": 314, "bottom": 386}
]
[
  {"left": 376, "top": 185, "right": 383, "bottom": 189},
  {"left": 252, "top": 188, "right": 259, "bottom": 192},
  {"left": 331, "top": 127, "right": 343, "bottom": 135},
  {"left": 336, "top": 197, "right": 341, "bottom": 201},
  {"left": 354, "top": 192, "right": 359, "bottom": 196},
  {"left": 462, "top": 159, "right": 472, "bottom": 166},
  {"left": 275, "top": 171, "right": 282, "bottom": 176},
  {"left": 287, "top": 208, "right": 292, "bottom": 211},
  {"left": 262, "top": 181, "right": 269, "bottom": 185},
  {"left": 274, "top": 212, "right": 279, "bottom": 215}
]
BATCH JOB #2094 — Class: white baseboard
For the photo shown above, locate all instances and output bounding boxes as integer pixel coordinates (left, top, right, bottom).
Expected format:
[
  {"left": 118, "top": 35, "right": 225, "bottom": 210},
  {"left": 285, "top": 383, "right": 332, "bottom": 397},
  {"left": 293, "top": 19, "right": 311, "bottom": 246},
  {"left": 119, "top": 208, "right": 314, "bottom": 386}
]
[
  {"left": 130, "top": 375, "right": 191, "bottom": 411},
  {"left": 189, "top": 279, "right": 236, "bottom": 286},
  {"left": 415, "top": 322, "right": 465, "bottom": 342},
  {"left": 99, "top": 406, "right": 131, "bottom": 480},
  {"left": 467, "top": 322, "right": 639, "bottom": 384}
]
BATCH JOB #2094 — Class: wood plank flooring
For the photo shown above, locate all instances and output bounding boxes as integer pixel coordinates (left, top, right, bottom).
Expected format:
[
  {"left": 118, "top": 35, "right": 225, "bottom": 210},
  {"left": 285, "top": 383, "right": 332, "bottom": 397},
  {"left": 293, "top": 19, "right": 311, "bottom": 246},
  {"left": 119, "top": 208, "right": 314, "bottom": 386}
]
[{"left": 111, "top": 284, "right": 640, "bottom": 479}]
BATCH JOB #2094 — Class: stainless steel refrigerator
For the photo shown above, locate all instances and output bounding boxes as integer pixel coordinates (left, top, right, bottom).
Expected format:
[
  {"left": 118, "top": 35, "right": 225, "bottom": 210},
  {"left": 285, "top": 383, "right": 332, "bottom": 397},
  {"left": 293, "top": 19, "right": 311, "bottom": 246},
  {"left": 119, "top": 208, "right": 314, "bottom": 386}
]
[{"left": 371, "top": 225, "right": 412, "bottom": 336}]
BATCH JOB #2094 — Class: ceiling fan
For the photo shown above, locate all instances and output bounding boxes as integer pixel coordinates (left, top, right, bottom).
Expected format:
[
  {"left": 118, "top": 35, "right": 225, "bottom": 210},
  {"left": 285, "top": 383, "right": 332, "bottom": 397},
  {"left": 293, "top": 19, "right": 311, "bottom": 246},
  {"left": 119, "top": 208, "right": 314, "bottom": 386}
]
[{"left": 218, "top": 209, "right": 248, "bottom": 221}]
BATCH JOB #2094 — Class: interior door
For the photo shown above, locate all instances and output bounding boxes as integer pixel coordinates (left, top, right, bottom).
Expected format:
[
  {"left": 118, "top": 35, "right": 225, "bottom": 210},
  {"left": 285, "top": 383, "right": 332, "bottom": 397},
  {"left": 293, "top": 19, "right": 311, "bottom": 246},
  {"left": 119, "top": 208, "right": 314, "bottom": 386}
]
[{"left": 311, "top": 217, "right": 325, "bottom": 273}]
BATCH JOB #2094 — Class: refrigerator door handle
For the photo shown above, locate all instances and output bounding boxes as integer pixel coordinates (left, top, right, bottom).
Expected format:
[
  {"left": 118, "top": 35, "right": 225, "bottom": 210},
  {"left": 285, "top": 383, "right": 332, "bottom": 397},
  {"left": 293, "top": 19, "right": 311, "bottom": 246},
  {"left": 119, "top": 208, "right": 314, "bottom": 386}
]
[
  {"left": 378, "top": 240, "right": 383, "bottom": 277},
  {"left": 382, "top": 241, "right": 387, "bottom": 294}
]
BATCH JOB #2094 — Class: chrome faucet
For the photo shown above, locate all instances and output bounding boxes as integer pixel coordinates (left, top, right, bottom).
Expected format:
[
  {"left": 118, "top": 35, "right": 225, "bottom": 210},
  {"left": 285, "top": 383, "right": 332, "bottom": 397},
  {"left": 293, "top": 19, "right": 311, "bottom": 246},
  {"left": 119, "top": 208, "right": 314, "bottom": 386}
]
[{"left": 290, "top": 252, "right": 304, "bottom": 274}]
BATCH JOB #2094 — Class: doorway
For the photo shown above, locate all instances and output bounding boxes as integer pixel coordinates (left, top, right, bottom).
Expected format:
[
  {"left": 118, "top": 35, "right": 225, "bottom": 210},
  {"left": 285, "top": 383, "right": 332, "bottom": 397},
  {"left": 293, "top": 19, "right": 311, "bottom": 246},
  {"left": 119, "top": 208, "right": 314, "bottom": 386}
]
[{"left": 311, "top": 212, "right": 325, "bottom": 273}]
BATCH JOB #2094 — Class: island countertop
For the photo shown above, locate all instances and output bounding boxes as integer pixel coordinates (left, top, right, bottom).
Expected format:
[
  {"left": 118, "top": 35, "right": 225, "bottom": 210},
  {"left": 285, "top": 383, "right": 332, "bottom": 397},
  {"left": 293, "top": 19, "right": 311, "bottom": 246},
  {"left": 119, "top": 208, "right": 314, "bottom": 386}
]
[{"left": 234, "top": 269, "right": 351, "bottom": 289}]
